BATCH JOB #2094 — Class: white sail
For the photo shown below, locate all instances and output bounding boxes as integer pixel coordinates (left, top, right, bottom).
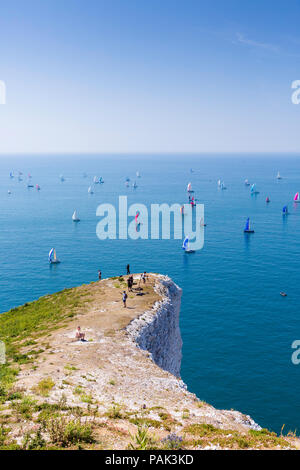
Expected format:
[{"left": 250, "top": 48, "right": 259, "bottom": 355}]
[
  {"left": 187, "top": 182, "right": 192, "bottom": 192},
  {"left": 72, "top": 210, "right": 80, "bottom": 222}
]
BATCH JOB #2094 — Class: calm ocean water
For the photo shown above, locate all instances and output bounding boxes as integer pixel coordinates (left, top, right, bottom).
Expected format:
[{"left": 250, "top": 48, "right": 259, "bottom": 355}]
[{"left": 1, "top": 154, "right": 300, "bottom": 433}]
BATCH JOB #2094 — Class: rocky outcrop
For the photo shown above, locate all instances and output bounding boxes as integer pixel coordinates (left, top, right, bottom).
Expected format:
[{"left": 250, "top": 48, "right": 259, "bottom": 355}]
[{"left": 126, "top": 275, "right": 183, "bottom": 377}]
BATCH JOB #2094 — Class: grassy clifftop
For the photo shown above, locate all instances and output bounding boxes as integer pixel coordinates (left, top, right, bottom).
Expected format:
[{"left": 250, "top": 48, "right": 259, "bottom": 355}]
[{"left": 0, "top": 275, "right": 298, "bottom": 450}]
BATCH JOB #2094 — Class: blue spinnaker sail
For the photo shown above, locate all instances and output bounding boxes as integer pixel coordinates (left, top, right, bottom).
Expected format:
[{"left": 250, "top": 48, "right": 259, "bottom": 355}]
[
  {"left": 182, "top": 236, "right": 189, "bottom": 250},
  {"left": 48, "top": 248, "right": 54, "bottom": 262},
  {"left": 244, "top": 218, "right": 250, "bottom": 231}
]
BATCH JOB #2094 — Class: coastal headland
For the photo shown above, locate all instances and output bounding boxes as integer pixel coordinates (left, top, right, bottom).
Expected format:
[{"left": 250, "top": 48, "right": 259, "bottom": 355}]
[{"left": 0, "top": 274, "right": 298, "bottom": 450}]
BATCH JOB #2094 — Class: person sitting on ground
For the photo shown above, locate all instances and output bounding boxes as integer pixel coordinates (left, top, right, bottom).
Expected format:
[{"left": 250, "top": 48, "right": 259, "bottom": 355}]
[{"left": 75, "top": 326, "right": 85, "bottom": 341}]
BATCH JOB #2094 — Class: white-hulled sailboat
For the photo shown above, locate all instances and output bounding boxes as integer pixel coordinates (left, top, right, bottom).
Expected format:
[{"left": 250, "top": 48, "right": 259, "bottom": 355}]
[
  {"left": 72, "top": 210, "right": 80, "bottom": 222},
  {"left": 187, "top": 182, "right": 194, "bottom": 193},
  {"left": 200, "top": 217, "right": 206, "bottom": 227},
  {"left": 182, "top": 236, "right": 195, "bottom": 253},
  {"left": 250, "top": 183, "right": 259, "bottom": 195},
  {"left": 277, "top": 172, "right": 282, "bottom": 180},
  {"left": 48, "top": 248, "right": 60, "bottom": 264}
]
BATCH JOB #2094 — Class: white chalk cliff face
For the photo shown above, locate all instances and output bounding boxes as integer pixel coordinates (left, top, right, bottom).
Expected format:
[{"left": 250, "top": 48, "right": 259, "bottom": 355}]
[{"left": 126, "top": 275, "right": 183, "bottom": 377}]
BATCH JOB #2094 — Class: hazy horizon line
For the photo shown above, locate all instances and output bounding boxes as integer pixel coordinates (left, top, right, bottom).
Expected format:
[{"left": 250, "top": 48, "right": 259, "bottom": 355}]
[{"left": 1, "top": 151, "right": 300, "bottom": 157}]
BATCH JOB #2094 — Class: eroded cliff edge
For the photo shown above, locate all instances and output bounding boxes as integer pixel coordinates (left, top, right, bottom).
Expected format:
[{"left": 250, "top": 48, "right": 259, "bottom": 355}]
[
  {"left": 0, "top": 273, "right": 298, "bottom": 450},
  {"left": 126, "top": 276, "right": 183, "bottom": 377}
]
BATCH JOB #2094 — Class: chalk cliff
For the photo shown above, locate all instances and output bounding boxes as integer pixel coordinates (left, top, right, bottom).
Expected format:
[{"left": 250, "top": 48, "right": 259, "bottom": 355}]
[{"left": 126, "top": 275, "right": 182, "bottom": 377}]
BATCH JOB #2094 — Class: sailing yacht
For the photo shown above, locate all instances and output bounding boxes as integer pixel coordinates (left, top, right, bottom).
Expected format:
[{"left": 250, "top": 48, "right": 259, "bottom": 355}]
[
  {"left": 88, "top": 186, "right": 94, "bottom": 194},
  {"left": 49, "top": 248, "right": 60, "bottom": 264},
  {"left": 220, "top": 181, "right": 227, "bottom": 190},
  {"left": 187, "top": 182, "right": 193, "bottom": 193},
  {"left": 250, "top": 183, "right": 259, "bottom": 195},
  {"left": 282, "top": 205, "right": 289, "bottom": 215},
  {"left": 294, "top": 192, "right": 300, "bottom": 203},
  {"left": 182, "top": 236, "right": 195, "bottom": 253},
  {"left": 133, "top": 181, "right": 138, "bottom": 189},
  {"left": 244, "top": 218, "right": 254, "bottom": 233},
  {"left": 72, "top": 210, "right": 80, "bottom": 222},
  {"left": 277, "top": 172, "right": 282, "bottom": 180},
  {"left": 244, "top": 179, "right": 250, "bottom": 186}
]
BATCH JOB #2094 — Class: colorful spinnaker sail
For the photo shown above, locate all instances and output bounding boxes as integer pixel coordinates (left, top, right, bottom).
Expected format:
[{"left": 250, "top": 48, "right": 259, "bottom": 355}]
[
  {"left": 182, "top": 236, "right": 189, "bottom": 250},
  {"left": 48, "top": 248, "right": 54, "bottom": 263}
]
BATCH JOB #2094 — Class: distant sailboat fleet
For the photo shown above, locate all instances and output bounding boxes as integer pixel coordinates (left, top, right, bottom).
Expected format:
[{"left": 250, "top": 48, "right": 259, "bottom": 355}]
[{"left": 6, "top": 166, "right": 299, "bottom": 266}]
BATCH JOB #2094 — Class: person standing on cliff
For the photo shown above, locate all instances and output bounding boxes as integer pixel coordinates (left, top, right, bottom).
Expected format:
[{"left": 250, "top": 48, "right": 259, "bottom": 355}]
[
  {"left": 126, "top": 264, "right": 130, "bottom": 275},
  {"left": 139, "top": 272, "right": 147, "bottom": 287},
  {"left": 98, "top": 270, "right": 102, "bottom": 281},
  {"left": 122, "top": 291, "right": 128, "bottom": 308},
  {"left": 127, "top": 276, "right": 133, "bottom": 292}
]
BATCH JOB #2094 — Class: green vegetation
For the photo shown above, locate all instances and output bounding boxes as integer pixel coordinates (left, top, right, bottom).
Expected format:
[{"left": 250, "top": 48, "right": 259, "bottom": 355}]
[
  {"left": 0, "top": 287, "right": 92, "bottom": 394},
  {"left": 47, "top": 417, "right": 94, "bottom": 447},
  {"left": 33, "top": 377, "right": 55, "bottom": 397},
  {"left": 184, "top": 423, "right": 293, "bottom": 449},
  {"left": 106, "top": 404, "right": 123, "bottom": 419},
  {"left": 129, "top": 425, "right": 157, "bottom": 450}
]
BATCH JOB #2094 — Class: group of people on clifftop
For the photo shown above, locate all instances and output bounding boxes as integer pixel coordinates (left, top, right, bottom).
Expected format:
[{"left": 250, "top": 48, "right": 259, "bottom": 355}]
[{"left": 75, "top": 266, "right": 149, "bottom": 340}]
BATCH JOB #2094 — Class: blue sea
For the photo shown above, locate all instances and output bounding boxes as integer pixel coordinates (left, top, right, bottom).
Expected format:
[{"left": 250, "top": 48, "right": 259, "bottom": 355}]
[{"left": 1, "top": 154, "right": 300, "bottom": 434}]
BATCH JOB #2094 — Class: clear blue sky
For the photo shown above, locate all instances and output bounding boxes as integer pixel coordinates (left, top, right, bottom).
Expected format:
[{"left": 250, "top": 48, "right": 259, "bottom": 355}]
[{"left": 0, "top": 0, "right": 300, "bottom": 154}]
